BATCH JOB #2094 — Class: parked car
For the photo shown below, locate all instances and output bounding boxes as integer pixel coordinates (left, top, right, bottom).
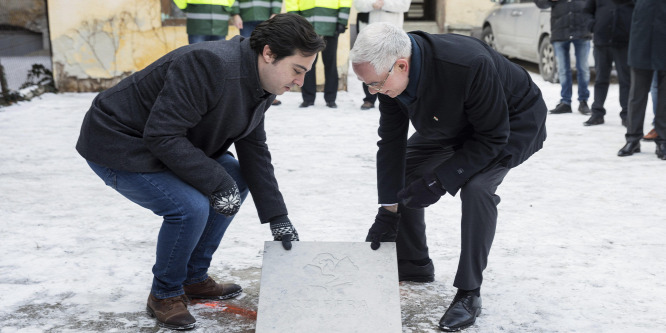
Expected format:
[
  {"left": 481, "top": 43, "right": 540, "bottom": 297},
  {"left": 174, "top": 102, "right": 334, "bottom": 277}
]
[{"left": 481, "top": 0, "right": 593, "bottom": 83}]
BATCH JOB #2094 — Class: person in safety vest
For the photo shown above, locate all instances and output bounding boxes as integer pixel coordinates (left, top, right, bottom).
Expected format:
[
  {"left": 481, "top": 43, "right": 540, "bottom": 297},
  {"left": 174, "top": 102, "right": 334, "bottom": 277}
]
[
  {"left": 286, "top": 0, "right": 352, "bottom": 108},
  {"left": 174, "top": 0, "right": 241, "bottom": 44}
]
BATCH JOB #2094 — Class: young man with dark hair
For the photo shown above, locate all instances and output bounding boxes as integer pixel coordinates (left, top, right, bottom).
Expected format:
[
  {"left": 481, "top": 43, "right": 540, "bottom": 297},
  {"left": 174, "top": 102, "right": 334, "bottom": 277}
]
[{"left": 76, "top": 13, "right": 325, "bottom": 330}]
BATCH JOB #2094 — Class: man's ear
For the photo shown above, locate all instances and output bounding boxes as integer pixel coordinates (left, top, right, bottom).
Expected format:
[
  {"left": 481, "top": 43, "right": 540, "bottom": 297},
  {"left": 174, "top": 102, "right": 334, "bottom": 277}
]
[
  {"left": 262, "top": 45, "right": 274, "bottom": 64},
  {"left": 396, "top": 58, "right": 409, "bottom": 72}
]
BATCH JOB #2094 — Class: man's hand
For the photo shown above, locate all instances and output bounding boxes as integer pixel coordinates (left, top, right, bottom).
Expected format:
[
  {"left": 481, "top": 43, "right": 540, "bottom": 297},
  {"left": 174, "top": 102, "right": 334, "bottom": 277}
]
[
  {"left": 336, "top": 23, "right": 347, "bottom": 34},
  {"left": 209, "top": 183, "right": 241, "bottom": 216},
  {"left": 270, "top": 215, "right": 299, "bottom": 250},
  {"left": 365, "top": 207, "right": 400, "bottom": 250},
  {"left": 397, "top": 175, "right": 447, "bottom": 209}
]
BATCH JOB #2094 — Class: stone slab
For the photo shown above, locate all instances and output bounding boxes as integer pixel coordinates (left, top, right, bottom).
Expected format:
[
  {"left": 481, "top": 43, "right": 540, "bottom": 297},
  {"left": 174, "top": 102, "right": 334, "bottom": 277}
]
[{"left": 255, "top": 241, "right": 401, "bottom": 333}]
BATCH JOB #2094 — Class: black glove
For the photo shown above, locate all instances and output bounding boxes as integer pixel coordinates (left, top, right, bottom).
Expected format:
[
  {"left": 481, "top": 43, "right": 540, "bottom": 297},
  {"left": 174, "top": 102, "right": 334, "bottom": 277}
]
[
  {"left": 336, "top": 23, "right": 347, "bottom": 34},
  {"left": 209, "top": 183, "right": 241, "bottom": 216},
  {"left": 397, "top": 175, "right": 447, "bottom": 209},
  {"left": 365, "top": 207, "right": 400, "bottom": 250},
  {"left": 270, "top": 215, "right": 299, "bottom": 250}
]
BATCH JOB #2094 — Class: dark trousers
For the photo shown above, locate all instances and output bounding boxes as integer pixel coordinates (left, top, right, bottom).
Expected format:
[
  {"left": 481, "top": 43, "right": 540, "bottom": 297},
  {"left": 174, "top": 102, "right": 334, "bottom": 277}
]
[
  {"left": 302, "top": 35, "right": 339, "bottom": 104},
  {"left": 362, "top": 83, "right": 377, "bottom": 104},
  {"left": 626, "top": 68, "right": 666, "bottom": 144},
  {"left": 397, "top": 133, "right": 510, "bottom": 290},
  {"left": 591, "top": 45, "right": 630, "bottom": 120}
]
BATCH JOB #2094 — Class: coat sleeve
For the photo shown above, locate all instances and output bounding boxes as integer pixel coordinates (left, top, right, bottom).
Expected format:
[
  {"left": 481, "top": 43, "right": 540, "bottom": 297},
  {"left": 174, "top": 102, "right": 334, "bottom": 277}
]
[
  {"left": 338, "top": 0, "right": 352, "bottom": 25},
  {"left": 143, "top": 50, "right": 235, "bottom": 197},
  {"left": 432, "top": 56, "right": 510, "bottom": 196},
  {"left": 376, "top": 94, "right": 409, "bottom": 204},
  {"left": 234, "top": 116, "right": 289, "bottom": 223}
]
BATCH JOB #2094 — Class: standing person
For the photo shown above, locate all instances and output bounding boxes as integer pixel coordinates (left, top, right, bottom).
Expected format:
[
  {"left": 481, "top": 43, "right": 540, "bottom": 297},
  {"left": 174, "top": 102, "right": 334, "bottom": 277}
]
[
  {"left": 353, "top": 0, "right": 411, "bottom": 110},
  {"left": 236, "top": 0, "right": 284, "bottom": 105},
  {"left": 582, "top": 0, "right": 634, "bottom": 126},
  {"left": 617, "top": 0, "right": 666, "bottom": 159},
  {"left": 174, "top": 0, "right": 241, "bottom": 44},
  {"left": 286, "top": 0, "right": 352, "bottom": 108},
  {"left": 535, "top": 0, "right": 593, "bottom": 115},
  {"left": 351, "top": 23, "right": 547, "bottom": 331},
  {"left": 75, "top": 14, "right": 325, "bottom": 329},
  {"left": 643, "top": 72, "right": 659, "bottom": 140}
]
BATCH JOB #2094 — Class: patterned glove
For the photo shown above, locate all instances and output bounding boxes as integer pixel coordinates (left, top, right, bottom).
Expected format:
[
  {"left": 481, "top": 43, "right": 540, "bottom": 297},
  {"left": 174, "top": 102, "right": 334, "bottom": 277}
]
[
  {"left": 270, "top": 215, "right": 299, "bottom": 250},
  {"left": 365, "top": 207, "right": 400, "bottom": 250},
  {"left": 397, "top": 174, "right": 447, "bottom": 209},
  {"left": 209, "top": 183, "right": 241, "bottom": 216}
]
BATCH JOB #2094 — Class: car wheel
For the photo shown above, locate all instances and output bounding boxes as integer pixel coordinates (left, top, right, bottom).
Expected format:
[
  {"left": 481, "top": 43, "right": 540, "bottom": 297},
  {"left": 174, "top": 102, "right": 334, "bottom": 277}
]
[
  {"left": 481, "top": 26, "right": 495, "bottom": 50},
  {"left": 538, "top": 36, "right": 558, "bottom": 83}
]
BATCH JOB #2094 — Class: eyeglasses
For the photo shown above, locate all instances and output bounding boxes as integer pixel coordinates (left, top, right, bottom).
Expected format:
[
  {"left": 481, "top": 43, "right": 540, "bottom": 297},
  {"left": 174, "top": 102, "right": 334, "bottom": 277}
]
[{"left": 368, "top": 61, "right": 397, "bottom": 92}]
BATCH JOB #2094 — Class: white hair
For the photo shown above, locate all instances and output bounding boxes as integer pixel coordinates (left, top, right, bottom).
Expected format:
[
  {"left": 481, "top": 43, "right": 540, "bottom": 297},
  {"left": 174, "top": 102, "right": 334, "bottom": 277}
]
[{"left": 350, "top": 22, "right": 412, "bottom": 74}]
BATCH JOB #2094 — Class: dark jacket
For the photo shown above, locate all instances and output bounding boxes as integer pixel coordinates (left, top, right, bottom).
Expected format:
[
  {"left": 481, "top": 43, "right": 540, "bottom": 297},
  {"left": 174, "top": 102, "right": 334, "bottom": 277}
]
[
  {"left": 535, "top": 0, "right": 592, "bottom": 42},
  {"left": 583, "top": 0, "right": 634, "bottom": 47},
  {"left": 627, "top": 0, "right": 666, "bottom": 71},
  {"left": 76, "top": 36, "right": 287, "bottom": 222},
  {"left": 376, "top": 32, "right": 547, "bottom": 202}
]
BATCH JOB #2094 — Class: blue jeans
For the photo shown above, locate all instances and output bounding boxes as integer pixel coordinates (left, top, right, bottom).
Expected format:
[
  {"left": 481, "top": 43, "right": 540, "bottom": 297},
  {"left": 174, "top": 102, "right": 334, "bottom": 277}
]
[
  {"left": 188, "top": 34, "right": 226, "bottom": 44},
  {"left": 86, "top": 153, "right": 249, "bottom": 299},
  {"left": 239, "top": 21, "right": 261, "bottom": 38},
  {"left": 553, "top": 39, "right": 590, "bottom": 105}
]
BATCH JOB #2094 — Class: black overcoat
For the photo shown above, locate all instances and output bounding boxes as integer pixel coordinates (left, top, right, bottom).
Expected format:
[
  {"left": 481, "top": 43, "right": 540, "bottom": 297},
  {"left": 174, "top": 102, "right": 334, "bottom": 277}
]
[
  {"left": 376, "top": 32, "right": 547, "bottom": 203},
  {"left": 627, "top": 0, "right": 666, "bottom": 71},
  {"left": 583, "top": 0, "right": 634, "bottom": 47},
  {"left": 76, "top": 36, "right": 287, "bottom": 222},
  {"left": 535, "top": 0, "right": 593, "bottom": 42}
]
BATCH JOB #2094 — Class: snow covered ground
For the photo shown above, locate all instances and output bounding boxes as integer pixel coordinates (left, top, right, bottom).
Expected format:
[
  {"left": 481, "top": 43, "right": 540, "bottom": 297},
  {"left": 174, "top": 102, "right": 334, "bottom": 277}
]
[{"left": 0, "top": 66, "right": 665, "bottom": 333}]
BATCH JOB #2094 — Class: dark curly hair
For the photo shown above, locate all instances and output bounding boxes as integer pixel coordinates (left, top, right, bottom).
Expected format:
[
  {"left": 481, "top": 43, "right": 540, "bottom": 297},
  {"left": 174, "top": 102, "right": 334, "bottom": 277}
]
[{"left": 250, "top": 13, "right": 326, "bottom": 62}]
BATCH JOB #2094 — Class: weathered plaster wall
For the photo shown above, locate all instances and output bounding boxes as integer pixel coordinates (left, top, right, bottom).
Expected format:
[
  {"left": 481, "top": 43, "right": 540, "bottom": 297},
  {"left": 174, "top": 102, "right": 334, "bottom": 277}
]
[
  {"left": 444, "top": 0, "right": 496, "bottom": 31},
  {"left": 48, "top": 0, "right": 187, "bottom": 92}
]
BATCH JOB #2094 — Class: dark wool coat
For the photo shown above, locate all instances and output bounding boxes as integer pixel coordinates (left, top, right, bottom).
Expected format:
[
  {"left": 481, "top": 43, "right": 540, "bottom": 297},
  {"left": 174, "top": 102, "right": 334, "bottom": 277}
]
[
  {"left": 535, "top": 0, "right": 593, "bottom": 42},
  {"left": 583, "top": 0, "right": 634, "bottom": 47},
  {"left": 627, "top": 0, "right": 666, "bottom": 71},
  {"left": 376, "top": 32, "right": 548, "bottom": 203},
  {"left": 76, "top": 36, "right": 287, "bottom": 223}
]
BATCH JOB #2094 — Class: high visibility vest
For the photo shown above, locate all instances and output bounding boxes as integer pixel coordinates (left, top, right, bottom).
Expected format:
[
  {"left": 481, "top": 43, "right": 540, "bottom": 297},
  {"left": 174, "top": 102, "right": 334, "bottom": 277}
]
[
  {"left": 238, "top": 0, "right": 283, "bottom": 22},
  {"left": 174, "top": 0, "right": 240, "bottom": 36},
  {"left": 285, "top": 0, "right": 351, "bottom": 36}
]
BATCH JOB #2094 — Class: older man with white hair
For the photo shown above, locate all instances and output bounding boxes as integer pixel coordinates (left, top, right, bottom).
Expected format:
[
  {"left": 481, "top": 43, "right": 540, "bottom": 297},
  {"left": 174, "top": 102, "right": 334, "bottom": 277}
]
[{"left": 351, "top": 22, "right": 548, "bottom": 331}]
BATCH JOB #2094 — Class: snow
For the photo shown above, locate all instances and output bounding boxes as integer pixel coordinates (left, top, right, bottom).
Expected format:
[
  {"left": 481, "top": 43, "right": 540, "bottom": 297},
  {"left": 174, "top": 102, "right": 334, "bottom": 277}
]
[{"left": 0, "top": 66, "right": 665, "bottom": 332}]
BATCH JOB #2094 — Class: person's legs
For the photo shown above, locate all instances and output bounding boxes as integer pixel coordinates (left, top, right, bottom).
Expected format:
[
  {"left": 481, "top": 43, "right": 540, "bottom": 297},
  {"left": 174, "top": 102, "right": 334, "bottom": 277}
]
[
  {"left": 301, "top": 55, "right": 318, "bottom": 104},
  {"left": 453, "top": 164, "right": 509, "bottom": 291},
  {"left": 625, "top": 68, "right": 653, "bottom": 143},
  {"left": 573, "top": 39, "right": 591, "bottom": 103},
  {"left": 590, "top": 45, "right": 612, "bottom": 117},
  {"left": 86, "top": 153, "right": 247, "bottom": 299},
  {"left": 185, "top": 153, "right": 248, "bottom": 284},
  {"left": 651, "top": 71, "right": 659, "bottom": 121},
  {"left": 395, "top": 133, "right": 455, "bottom": 279},
  {"left": 654, "top": 71, "right": 666, "bottom": 147},
  {"left": 362, "top": 83, "right": 377, "bottom": 104},
  {"left": 613, "top": 45, "right": 631, "bottom": 122},
  {"left": 239, "top": 21, "right": 260, "bottom": 38},
  {"left": 553, "top": 41, "right": 572, "bottom": 105},
  {"left": 188, "top": 35, "right": 225, "bottom": 44},
  {"left": 322, "top": 35, "right": 339, "bottom": 104}
]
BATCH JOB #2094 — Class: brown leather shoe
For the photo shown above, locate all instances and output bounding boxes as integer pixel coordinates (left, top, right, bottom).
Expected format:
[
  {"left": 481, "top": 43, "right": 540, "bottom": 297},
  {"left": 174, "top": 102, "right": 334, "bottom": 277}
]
[
  {"left": 146, "top": 294, "right": 195, "bottom": 330},
  {"left": 643, "top": 128, "right": 657, "bottom": 141},
  {"left": 183, "top": 277, "right": 242, "bottom": 300}
]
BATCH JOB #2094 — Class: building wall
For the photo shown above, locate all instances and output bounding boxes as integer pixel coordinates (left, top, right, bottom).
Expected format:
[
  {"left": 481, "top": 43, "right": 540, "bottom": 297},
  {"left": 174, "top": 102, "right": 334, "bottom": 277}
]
[{"left": 47, "top": 0, "right": 350, "bottom": 92}]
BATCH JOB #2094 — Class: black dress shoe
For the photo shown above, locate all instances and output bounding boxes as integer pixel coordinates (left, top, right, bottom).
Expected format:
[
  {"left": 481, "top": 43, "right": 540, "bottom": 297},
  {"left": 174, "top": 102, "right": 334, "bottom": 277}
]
[
  {"left": 439, "top": 293, "right": 482, "bottom": 332},
  {"left": 326, "top": 102, "right": 337, "bottom": 108},
  {"left": 299, "top": 101, "right": 314, "bottom": 108},
  {"left": 578, "top": 101, "right": 590, "bottom": 115},
  {"left": 617, "top": 141, "right": 640, "bottom": 157},
  {"left": 583, "top": 115, "right": 604, "bottom": 126},
  {"left": 656, "top": 142, "right": 666, "bottom": 160},
  {"left": 398, "top": 259, "right": 435, "bottom": 282},
  {"left": 549, "top": 103, "right": 572, "bottom": 114}
]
